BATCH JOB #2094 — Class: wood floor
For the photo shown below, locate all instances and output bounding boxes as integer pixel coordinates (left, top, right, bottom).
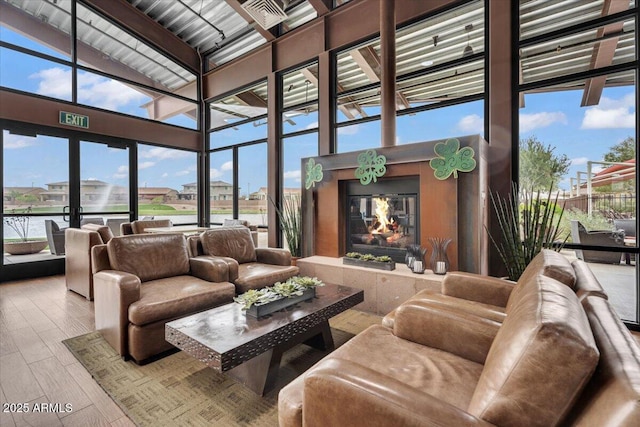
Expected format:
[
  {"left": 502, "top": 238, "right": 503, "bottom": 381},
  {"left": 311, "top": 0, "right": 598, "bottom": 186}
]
[
  {"left": 1, "top": 274, "right": 639, "bottom": 427},
  {"left": 0, "top": 275, "right": 134, "bottom": 427}
]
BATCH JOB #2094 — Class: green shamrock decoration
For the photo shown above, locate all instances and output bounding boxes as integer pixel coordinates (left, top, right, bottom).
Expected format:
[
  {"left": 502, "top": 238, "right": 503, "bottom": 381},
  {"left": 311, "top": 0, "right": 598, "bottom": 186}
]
[
  {"left": 355, "top": 149, "right": 387, "bottom": 185},
  {"left": 429, "top": 138, "right": 476, "bottom": 180},
  {"left": 305, "top": 158, "right": 323, "bottom": 189}
]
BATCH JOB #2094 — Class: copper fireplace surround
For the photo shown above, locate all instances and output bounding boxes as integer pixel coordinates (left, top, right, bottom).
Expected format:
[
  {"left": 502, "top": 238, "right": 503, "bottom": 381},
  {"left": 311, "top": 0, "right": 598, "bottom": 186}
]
[{"left": 301, "top": 135, "right": 489, "bottom": 274}]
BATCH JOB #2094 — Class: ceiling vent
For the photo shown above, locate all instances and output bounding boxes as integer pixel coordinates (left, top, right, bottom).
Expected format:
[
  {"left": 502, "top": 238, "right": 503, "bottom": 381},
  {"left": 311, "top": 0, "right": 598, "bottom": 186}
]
[{"left": 242, "top": 0, "right": 289, "bottom": 30}]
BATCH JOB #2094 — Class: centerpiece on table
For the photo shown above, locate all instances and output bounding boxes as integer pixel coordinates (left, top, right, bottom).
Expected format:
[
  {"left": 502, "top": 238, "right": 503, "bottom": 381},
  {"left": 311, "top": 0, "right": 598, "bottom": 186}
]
[
  {"left": 234, "top": 276, "right": 324, "bottom": 318},
  {"left": 342, "top": 252, "right": 396, "bottom": 271}
]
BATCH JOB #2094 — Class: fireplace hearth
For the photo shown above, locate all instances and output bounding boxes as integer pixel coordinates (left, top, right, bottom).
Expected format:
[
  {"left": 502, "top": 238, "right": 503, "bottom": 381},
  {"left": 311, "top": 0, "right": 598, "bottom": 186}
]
[{"left": 346, "top": 177, "right": 419, "bottom": 262}]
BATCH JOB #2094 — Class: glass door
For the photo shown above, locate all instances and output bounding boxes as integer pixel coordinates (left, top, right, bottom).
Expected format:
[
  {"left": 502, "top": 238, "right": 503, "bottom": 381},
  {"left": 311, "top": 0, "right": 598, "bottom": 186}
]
[{"left": 78, "top": 140, "right": 132, "bottom": 236}]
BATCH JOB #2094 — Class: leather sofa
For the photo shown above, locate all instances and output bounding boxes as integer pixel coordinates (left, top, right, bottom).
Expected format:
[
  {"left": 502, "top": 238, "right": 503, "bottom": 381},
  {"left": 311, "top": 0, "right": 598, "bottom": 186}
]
[
  {"left": 65, "top": 223, "right": 114, "bottom": 300},
  {"left": 188, "top": 227, "right": 299, "bottom": 293},
  {"left": 91, "top": 233, "right": 235, "bottom": 363},
  {"left": 279, "top": 250, "right": 640, "bottom": 426}
]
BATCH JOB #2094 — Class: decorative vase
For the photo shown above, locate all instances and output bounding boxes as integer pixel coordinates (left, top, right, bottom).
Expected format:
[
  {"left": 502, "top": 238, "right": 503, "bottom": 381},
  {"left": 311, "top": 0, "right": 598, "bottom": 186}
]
[
  {"left": 3, "top": 240, "right": 48, "bottom": 255},
  {"left": 429, "top": 237, "right": 451, "bottom": 275}
]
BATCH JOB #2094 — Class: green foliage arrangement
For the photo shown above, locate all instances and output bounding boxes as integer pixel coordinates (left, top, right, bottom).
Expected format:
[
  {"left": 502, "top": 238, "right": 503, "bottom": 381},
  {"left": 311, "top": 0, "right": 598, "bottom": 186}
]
[
  {"left": 487, "top": 183, "right": 568, "bottom": 280},
  {"left": 344, "top": 252, "right": 393, "bottom": 263},
  {"left": 270, "top": 195, "right": 302, "bottom": 257},
  {"left": 233, "top": 276, "right": 324, "bottom": 310}
]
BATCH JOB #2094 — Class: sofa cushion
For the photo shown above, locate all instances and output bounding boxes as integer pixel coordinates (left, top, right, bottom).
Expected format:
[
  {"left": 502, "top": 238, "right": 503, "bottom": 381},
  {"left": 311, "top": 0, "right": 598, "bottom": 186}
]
[
  {"left": 564, "top": 296, "right": 640, "bottom": 426},
  {"left": 506, "top": 249, "right": 576, "bottom": 312},
  {"left": 128, "top": 276, "right": 235, "bottom": 326},
  {"left": 130, "top": 219, "right": 172, "bottom": 234},
  {"left": 468, "top": 274, "right": 599, "bottom": 427},
  {"left": 571, "top": 259, "right": 609, "bottom": 301},
  {"left": 107, "top": 234, "right": 190, "bottom": 282},
  {"left": 200, "top": 227, "right": 257, "bottom": 263},
  {"left": 234, "top": 263, "right": 300, "bottom": 293},
  {"left": 81, "top": 223, "right": 114, "bottom": 243}
]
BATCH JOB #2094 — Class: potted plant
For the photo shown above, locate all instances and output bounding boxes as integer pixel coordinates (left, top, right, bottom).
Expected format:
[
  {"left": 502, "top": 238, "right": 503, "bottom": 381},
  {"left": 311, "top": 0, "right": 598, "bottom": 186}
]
[
  {"left": 234, "top": 276, "right": 324, "bottom": 317},
  {"left": 487, "top": 183, "right": 568, "bottom": 280},
  {"left": 3, "top": 215, "right": 48, "bottom": 255},
  {"left": 342, "top": 252, "right": 396, "bottom": 271},
  {"left": 270, "top": 195, "right": 302, "bottom": 262}
]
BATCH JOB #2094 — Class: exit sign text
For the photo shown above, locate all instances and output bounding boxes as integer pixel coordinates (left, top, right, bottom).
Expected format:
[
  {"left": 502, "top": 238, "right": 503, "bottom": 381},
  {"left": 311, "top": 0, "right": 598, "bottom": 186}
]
[{"left": 59, "top": 111, "right": 89, "bottom": 129}]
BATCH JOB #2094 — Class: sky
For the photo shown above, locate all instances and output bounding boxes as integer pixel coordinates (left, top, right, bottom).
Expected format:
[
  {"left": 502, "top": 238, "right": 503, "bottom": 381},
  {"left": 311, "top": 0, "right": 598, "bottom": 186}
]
[{"left": 1, "top": 23, "right": 637, "bottom": 195}]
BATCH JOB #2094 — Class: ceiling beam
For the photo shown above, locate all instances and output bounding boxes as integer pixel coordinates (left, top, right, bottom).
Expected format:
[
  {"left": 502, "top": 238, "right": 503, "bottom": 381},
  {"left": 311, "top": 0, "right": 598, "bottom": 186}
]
[
  {"left": 350, "top": 46, "right": 410, "bottom": 109},
  {"left": 235, "top": 91, "right": 268, "bottom": 107},
  {"left": 301, "top": 67, "right": 366, "bottom": 120},
  {"left": 82, "top": 0, "right": 199, "bottom": 74},
  {"left": 581, "top": 0, "right": 628, "bottom": 107},
  {"left": 308, "top": 0, "right": 332, "bottom": 16},
  {"left": 223, "top": 0, "right": 277, "bottom": 41}
]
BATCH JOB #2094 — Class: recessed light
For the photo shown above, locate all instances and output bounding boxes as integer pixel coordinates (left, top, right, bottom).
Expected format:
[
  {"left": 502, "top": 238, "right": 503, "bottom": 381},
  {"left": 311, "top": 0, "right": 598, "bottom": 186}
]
[{"left": 421, "top": 60, "right": 434, "bottom": 67}]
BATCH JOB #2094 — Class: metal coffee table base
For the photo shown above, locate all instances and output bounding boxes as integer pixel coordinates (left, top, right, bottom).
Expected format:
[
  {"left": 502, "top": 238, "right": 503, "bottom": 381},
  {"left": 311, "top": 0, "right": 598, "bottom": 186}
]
[{"left": 227, "top": 320, "right": 334, "bottom": 395}]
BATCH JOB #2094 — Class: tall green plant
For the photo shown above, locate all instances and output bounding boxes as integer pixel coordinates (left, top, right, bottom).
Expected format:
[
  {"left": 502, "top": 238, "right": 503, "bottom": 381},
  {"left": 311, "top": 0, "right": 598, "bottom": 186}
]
[
  {"left": 487, "top": 183, "right": 567, "bottom": 280},
  {"left": 270, "top": 195, "right": 302, "bottom": 257}
]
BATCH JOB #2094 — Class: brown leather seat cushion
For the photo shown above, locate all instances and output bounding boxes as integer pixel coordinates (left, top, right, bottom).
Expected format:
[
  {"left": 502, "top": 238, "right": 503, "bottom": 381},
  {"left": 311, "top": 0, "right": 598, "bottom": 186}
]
[
  {"left": 81, "top": 223, "right": 114, "bottom": 243},
  {"left": 234, "top": 263, "right": 300, "bottom": 293},
  {"left": 128, "top": 276, "right": 235, "bottom": 326},
  {"left": 468, "top": 274, "right": 599, "bottom": 426},
  {"left": 200, "top": 227, "right": 257, "bottom": 263}
]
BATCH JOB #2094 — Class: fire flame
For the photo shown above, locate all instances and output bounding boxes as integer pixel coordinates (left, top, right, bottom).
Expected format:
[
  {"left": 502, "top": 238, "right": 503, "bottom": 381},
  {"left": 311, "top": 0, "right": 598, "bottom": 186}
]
[{"left": 373, "top": 197, "right": 394, "bottom": 233}]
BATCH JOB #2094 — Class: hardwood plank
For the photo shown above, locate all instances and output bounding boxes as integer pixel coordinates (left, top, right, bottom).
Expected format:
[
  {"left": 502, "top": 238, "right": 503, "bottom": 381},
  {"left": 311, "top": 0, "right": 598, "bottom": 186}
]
[
  {"left": 0, "top": 307, "right": 28, "bottom": 331},
  {"left": 19, "top": 308, "right": 57, "bottom": 333},
  {"left": 0, "top": 386, "right": 17, "bottom": 427},
  {"left": 8, "top": 327, "right": 53, "bottom": 364},
  {"left": 65, "top": 363, "right": 126, "bottom": 422},
  {"left": 28, "top": 357, "right": 92, "bottom": 415},
  {"left": 60, "top": 405, "right": 111, "bottom": 427},
  {"left": 0, "top": 352, "right": 44, "bottom": 403},
  {"left": 110, "top": 416, "right": 136, "bottom": 427},
  {"left": 37, "top": 328, "right": 77, "bottom": 367},
  {"left": 0, "top": 320, "right": 19, "bottom": 356},
  {"left": 7, "top": 396, "right": 64, "bottom": 427}
]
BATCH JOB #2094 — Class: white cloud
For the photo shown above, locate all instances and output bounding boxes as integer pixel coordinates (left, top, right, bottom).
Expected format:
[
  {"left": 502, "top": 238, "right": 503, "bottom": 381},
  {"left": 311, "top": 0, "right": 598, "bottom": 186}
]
[
  {"left": 457, "top": 114, "right": 484, "bottom": 133},
  {"left": 175, "top": 170, "right": 191, "bottom": 176},
  {"left": 221, "top": 161, "right": 233, "bottom": 171},
  {"left": 140, "top": 147, "right": 191, "bottom": 160},
  {"left": 3, "top": 134, "right": 36, "bottom": 149},
  {"left": 112, "top": 165, "right": 129, "bottom": 180},
  {"left": 338, "top": 124, "right": 360, "bottom": 135},
  {"left": 30, "top": 68, "right": 146, "bottom": 110},
  {"left": 161, "top": 172, "right": 169, "bottom": 178},
  {"left": 210, "top": 168, "right": 223, "bottom": 179},
  {"left": 138, "top": 162, "right": 155, "bottom": 170},
  {"left": 581, "top": 104, "right": 635, "bottom": 129},
  {"left": 519, "top": 112, "right": 568, "bottom": 133},
  {"left": 571, "top": 157, "right": 589, "bottom": 166},
  {"left": 284, "top": 170, "right": 301, "bottom": 182}
]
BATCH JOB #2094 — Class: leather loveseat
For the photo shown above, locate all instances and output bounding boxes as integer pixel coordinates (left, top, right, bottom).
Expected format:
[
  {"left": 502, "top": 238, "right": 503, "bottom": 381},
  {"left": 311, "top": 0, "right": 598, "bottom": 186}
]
[
  {"left": 279, "top": 250, "right": 640, "bottom": 426},
  {"left": 91, "top": 233, "right": 236, "bottom": 363},
  {"left": 188, "top": 227, "right": 299, "bottom": 293}
]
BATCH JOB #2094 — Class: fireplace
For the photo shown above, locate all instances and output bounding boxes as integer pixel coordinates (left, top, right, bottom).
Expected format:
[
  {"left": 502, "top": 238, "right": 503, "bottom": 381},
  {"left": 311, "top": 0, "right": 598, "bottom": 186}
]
[{"left": 345, "top": 177, "right": 419, "bottom": 262}]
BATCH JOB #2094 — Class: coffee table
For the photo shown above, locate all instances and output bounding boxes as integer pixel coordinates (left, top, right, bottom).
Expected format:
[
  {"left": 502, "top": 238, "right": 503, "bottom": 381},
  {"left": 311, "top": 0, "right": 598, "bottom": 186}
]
[{"left": 165, "top": 283, "right": 364, "bottom": 395}]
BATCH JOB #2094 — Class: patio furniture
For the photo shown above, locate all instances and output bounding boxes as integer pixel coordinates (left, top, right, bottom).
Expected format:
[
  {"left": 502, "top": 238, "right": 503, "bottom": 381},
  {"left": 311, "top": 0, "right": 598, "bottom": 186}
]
[
  {"left": 80, "top": 218, "right": 104, "bottom": 226},
  {"left": 44, "top": 219, "right": 67, "bottom": 255},
  {"left": 106, "top": 217, "right": 129, "bottom": 236},
  {"left": 570, "top": 220, "right": 625, "bottom": 264}
]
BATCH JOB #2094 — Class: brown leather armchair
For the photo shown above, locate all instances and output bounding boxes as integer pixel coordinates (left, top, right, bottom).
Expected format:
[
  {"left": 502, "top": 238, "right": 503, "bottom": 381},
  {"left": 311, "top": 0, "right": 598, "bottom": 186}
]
[
  {"left": 189, "top": 227, "right": 299, "bottom": 293},
  {"left": 91, "top": 233, "right": 235, "bottom": 363},
  {"left": 130, "top": 219, "right": 172, "bottom": 233},
  {"left": 65, "top": 224, "right": 114, "bottom": 300}
]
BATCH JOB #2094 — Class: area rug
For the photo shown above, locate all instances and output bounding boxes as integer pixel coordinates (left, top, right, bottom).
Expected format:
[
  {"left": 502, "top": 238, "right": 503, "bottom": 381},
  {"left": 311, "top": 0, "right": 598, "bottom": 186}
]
[{"left": 63, "top": 310, "right": 380, "bottom": 427}]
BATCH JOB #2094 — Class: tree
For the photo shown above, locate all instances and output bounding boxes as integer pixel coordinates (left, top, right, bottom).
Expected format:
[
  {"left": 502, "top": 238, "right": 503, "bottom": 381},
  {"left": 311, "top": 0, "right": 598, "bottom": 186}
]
[
  {"left": 603, "top": 136, "right": 635, "bottom": 163},
  {"left": 519, "top": 136, "right": 570, "bottom": 192}
]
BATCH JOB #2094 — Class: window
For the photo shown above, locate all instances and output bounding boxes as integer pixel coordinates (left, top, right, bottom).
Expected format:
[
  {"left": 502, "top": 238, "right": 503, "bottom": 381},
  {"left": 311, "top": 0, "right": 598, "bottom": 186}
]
[{"left": 518, "top": 0, "right": 638, "bottom": 324}]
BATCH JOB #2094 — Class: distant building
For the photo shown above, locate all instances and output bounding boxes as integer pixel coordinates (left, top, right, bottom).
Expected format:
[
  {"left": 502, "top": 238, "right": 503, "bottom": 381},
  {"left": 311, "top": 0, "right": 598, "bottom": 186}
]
[
  {"left": 250, "top": 187, "right": 300, "bottom": 200},
  {"left": 138, "top": 187, "right": 179, "bottom": 202},
  {"left": 40, "top": 180, "right": 128, "bottom": 203},
  {"left": 3, "top": 186, "right": 47, "bottom": 203},
  {"left": 181, "top": 181, "right": 234, "bottom": 201}
]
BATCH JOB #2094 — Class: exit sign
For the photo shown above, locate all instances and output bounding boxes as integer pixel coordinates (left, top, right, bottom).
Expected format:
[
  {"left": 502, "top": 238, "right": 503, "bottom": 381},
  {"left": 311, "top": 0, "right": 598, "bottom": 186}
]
[{"left": 59, "top": 111, "right": 89, "bottom": 129}]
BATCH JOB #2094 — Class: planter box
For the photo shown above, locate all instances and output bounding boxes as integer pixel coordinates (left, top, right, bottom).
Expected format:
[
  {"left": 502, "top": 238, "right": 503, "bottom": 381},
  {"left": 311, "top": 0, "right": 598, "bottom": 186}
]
[
  {"left": 247, "top": 288, "right": 316, "bottom": 318},
  {"left": 342, "top": 257, "right": 396, "bottom": 271},
  {"left": 3, "top": 240, "right": 48, "bottom": 255}
]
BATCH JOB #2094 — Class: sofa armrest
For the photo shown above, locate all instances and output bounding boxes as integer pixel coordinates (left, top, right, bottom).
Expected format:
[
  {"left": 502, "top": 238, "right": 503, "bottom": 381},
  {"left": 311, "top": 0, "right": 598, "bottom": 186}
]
[
  {"left": 200, "top": 256, "right": 239, "bottom": 282},
  {"left": 442, "top": 272, "right": 516, "bottom": 307},
  {"left": 255, "top": 248, "right": 292, "bottom": 266},
  {"left": 394, "top": 301, "right": 501, "bottom": 364},
  {"left": 189, "top": 256, "right": 229, "bottom": 282},
  {"left": 303, "top": 358, "right": 494, "bottom": 427},
  {"left": 93, "top": 270, "right": 141, "bottom": 357}
]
